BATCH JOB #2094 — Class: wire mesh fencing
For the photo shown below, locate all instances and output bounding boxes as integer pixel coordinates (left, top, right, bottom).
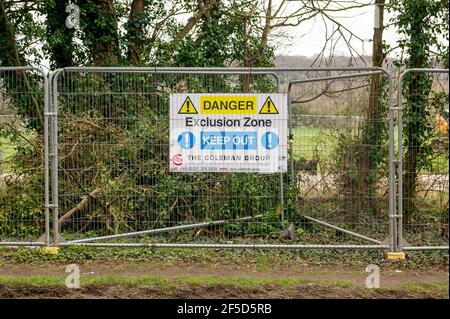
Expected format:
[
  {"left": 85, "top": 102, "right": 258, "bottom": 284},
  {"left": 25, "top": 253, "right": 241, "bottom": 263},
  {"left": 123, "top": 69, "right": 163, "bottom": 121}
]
[
  {"left": 398, "top": 69, "right": 449, "bottom": 250},
  {"left": 2, "top": 65, "right": 446, "bottom": 252},
  {"left": 0, "top": 67, "right": 48, "bottom": 246},
  {"left": 287, "top": 70, "right": 394, "bottom": 247},
  {"left": 51, "top": 67, "right": 396, "bottom": 249},
  {"left": 52, "top": 68, "right": 287, "bottom": 246}
]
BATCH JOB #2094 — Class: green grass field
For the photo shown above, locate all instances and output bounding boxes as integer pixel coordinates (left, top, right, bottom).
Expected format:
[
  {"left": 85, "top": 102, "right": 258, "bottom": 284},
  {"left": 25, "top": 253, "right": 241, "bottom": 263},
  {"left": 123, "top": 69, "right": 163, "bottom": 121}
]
[
  {"left": 0, "top": 137, "right": 15, "bottom": 159},
  {"left": 291, "top": 127, "right": 448, "bottom": 173},
  {"left": 0, "top": 136, "right": 16, "bottom": 173}
]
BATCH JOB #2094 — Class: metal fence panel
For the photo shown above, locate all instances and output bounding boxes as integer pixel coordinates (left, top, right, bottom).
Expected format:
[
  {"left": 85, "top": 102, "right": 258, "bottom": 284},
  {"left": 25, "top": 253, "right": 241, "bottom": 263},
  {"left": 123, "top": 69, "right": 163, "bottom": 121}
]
[
  {"left": 0, "top": 67, "right": 49, "bottom": 246},
  {"left": 51, "top": 67, "right": 395, "bottom": 250},
  {"left": 397, "top": 68, "right": 449, "bottom": 251},
  {"left": 288, "top": 70, "right": 395, "bottom": 249},
  {"left": 2, "top": 66, "right": 447, "bottom": 253},
  {"left": 53, "top": 68, "right": 284, "bottom": 245}
]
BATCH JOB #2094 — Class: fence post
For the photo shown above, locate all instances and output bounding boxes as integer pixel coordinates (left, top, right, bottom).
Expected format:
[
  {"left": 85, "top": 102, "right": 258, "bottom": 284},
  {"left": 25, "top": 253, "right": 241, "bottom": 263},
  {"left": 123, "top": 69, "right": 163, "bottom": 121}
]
[
  {"left": 43, "top": 69, "right": 50, "bottom": 247},
  {"left": 386, "top": 69, "right": 405, "bottom": 260},
  {"left": 278, "top": 80, "right": 285, "bottom": 222},
  {"left": 49, "top": 68, "right": 64, "bottom": 248}
]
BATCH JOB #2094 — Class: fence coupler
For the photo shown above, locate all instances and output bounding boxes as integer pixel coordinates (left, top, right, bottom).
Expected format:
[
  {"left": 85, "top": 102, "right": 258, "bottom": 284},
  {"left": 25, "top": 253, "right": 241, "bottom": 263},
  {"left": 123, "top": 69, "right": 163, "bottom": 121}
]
[
  {"left": 387, "top": 251, "right": 406, "bottom": 260},
  {"left": 41, "top": 246, "right": 59, "bottom": 255}
]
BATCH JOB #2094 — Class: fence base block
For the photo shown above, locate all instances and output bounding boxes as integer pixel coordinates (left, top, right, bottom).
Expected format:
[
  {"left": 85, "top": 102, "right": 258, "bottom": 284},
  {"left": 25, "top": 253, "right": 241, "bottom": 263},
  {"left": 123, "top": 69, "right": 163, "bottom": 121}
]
[
  {"left": 42, "top": 247, "right": 59, "bottom": 255},
  {"left": 387, "top": 252, "right": 406, "bottom": 260}
]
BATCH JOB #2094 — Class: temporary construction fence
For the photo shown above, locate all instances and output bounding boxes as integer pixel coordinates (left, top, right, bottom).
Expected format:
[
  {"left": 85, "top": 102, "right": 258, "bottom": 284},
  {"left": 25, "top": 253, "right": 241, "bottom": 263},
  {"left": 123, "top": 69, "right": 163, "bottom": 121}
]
[
  {"left": 0, "top": 67, "right": 49, "bottom": 246},
  {"left": 0, "top": 66, "right": 448, "bottom": 254},
  {"left": 288, "top": 70, "right": 393, "bottom": 250},
  {"left": 50, "top": 68, "right": 284, "bottom": 248},
  {"left": 397, "top": 68, "right": 449, "bottom": 251}
]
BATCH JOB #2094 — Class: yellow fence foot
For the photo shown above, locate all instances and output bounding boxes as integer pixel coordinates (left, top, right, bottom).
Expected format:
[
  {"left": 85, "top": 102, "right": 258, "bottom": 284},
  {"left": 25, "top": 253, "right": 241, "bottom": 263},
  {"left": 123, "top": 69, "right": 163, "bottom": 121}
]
[
  {"left": 42, "top": 247, "right": 59, "bottom": 255},
  {"left": 387, "top": 252, "right": 406, "bottom": 260}
]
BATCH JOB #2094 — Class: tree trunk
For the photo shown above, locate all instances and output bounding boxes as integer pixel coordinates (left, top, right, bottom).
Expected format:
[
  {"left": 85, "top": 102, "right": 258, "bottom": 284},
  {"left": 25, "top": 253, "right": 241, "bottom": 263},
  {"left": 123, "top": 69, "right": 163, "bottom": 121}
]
[
  {"left": 45, "top": 0, "right": 75, "bottom": 68},
  {"left": 243, "top": 0, "right": 272, "bottom": 91},
  {"left": 172, "top": 0, "right": 219, "bottom": 44},
  {"left": 0, "top": 0, "right": 23, "bottom": 66},
  {"left": 402, "top": 1, "right": 432, "bottom": 224},
  {"left": 354, "top": 0, "right": 385, "bottom": 215},
  {"left": 0, "top": 0, "right": 43, "bottom": 130},
  {"left": 80, "top": 0, "right": 120, "bottom": 66},
  {"left": 126, "top": 0, "right": 145, "bottom": 65}
]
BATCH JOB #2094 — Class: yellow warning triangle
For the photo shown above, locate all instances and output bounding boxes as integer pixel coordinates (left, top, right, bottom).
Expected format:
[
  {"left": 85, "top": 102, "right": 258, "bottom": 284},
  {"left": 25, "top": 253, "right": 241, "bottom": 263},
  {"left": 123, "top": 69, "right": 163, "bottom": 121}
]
[
  {"left": 178, "top": 96, "right": 198, "bottom": 114},
  {"left": 259, "top": 97, "right": 278, "bottom": 114}
]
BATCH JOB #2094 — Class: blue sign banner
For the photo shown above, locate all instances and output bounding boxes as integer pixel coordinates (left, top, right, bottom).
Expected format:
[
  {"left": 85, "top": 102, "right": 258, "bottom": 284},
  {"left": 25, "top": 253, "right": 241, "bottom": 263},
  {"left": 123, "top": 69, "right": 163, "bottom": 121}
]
[{"left": 200, "top": 131, "right": 258, "bottom": 150}]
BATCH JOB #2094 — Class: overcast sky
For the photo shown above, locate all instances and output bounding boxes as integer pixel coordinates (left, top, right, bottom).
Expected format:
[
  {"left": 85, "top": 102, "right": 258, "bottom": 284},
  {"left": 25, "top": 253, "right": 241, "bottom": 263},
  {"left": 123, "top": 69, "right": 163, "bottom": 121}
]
[{"left": 274, "top": 2, "right": 399, "bottom": 57}]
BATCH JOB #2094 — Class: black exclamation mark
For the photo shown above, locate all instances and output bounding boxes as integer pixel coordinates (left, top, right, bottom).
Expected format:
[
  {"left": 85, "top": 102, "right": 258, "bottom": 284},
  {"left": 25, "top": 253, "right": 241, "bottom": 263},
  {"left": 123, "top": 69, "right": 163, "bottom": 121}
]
[
  {"left": 186, "top": 99, "right": 190, "bottom": 113},
  {"left": 267, "top": 99, "right": 271, "bottom": 113}
]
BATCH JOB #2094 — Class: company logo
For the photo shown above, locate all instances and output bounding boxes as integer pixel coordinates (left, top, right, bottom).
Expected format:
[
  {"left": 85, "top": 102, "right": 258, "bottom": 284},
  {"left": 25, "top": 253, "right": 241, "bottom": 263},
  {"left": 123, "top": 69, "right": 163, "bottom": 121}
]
[{"left": 172, "top": 154, "right": 183, "bottom": 166}]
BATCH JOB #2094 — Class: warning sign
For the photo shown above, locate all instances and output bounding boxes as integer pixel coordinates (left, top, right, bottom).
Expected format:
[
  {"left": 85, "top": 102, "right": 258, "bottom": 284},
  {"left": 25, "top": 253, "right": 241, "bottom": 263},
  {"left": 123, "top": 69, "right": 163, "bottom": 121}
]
[
  {"left": 259, "top": 97, "right": 279, "bottom": 114},
  {"left": 170, "top": 93, "right": 287, "bottom": 173},
  {"left": 200, "top": 95, "right": 257, "bottom": 114},
  {"left": 178, "top": 96, "right": 198, "bottom": 114}
]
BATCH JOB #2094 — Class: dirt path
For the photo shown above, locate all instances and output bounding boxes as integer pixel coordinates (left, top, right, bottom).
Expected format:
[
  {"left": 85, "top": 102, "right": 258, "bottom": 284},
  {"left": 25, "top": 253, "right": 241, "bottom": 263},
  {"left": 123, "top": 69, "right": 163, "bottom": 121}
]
[{"left": 0, "top": 262, "right": 448, "bottom": 288}]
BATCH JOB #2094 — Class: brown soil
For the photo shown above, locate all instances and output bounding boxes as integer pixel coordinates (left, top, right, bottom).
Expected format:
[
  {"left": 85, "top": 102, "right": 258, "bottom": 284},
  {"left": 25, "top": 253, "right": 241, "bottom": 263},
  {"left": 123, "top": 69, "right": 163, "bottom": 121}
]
[{"left": 0, "top": 283, "right": 446, "bottom": 299}]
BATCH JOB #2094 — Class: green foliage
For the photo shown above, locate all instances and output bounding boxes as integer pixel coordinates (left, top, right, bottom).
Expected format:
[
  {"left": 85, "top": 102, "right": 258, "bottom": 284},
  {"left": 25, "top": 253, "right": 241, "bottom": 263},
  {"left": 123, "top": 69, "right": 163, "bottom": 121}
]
[
  {"left": 0, "top": 131, "right": 44, "bottom": 239},
  {"left": 388, "top": 0, "right": 449, "bottom": 220},
  {"left": 389, "top": 0, "right": 448, "bottom": 69},
  {"left": 2, "top": 0, "right": 276, "bottom": 68},
  {"left": 0, "top": 190, "right": 43, "bottom": 238}
]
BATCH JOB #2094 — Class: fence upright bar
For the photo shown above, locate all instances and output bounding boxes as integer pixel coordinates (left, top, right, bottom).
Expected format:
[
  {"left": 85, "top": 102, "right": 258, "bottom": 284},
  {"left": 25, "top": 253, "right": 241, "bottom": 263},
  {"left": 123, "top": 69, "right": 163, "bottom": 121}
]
[
  {"left": 43, "top": 70, "right": 50, "bottom": 246},
  {"left": 50, "top": 69, "right": 63, "bottom": 245}
]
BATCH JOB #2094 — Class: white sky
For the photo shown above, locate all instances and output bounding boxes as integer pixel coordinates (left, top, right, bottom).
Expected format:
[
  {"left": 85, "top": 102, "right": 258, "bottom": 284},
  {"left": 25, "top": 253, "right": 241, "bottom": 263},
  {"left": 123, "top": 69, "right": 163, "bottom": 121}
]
[{"left": 274, "top": 2, "right": 399, "bottom": 57}]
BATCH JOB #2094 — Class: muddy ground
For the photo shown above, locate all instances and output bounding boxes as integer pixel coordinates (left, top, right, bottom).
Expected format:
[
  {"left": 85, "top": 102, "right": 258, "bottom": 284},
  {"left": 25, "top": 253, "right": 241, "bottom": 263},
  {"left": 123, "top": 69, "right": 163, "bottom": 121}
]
[
  {"left": 0, "top": 283, "right": 446, "bottom": 299},
  {"left": 0, "top": 262, "right": 448, "bottom": 299}
]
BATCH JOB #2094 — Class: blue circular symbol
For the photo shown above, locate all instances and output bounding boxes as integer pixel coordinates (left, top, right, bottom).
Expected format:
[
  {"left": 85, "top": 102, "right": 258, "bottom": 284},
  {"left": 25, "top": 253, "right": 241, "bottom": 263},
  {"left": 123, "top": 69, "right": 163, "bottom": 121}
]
[
  {"left": 261, "top": 132, "right": 279, "bottom": 150},
  {"left": 178, "top": 132, "right": 195, "bottom": 149}
]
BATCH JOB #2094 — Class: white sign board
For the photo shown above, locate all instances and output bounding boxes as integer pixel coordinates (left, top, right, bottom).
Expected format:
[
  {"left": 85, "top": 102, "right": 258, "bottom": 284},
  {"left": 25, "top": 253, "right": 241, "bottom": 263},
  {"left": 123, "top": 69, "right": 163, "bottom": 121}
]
[{"left": 169, "top": 93, "right": 287, "bottom": 173}]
